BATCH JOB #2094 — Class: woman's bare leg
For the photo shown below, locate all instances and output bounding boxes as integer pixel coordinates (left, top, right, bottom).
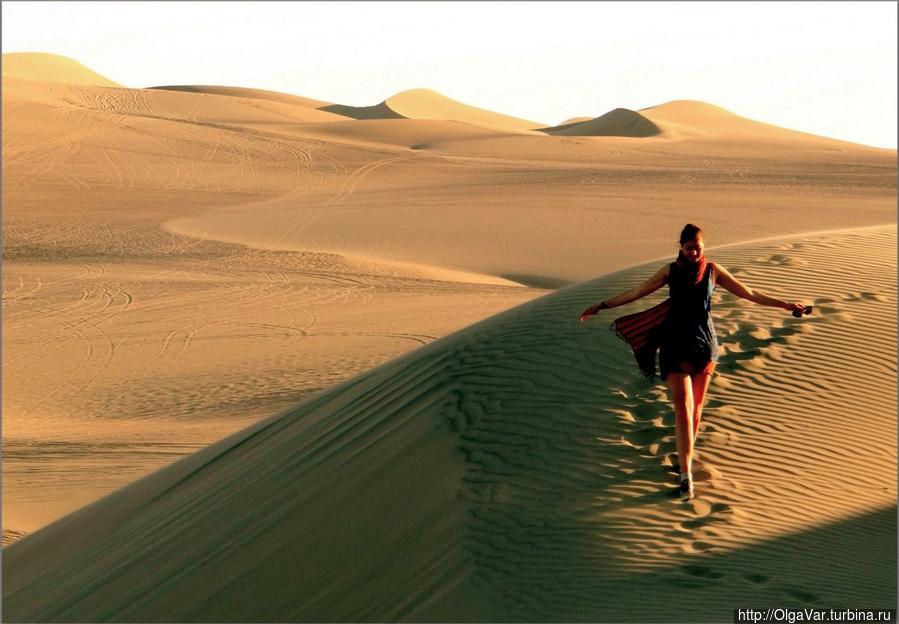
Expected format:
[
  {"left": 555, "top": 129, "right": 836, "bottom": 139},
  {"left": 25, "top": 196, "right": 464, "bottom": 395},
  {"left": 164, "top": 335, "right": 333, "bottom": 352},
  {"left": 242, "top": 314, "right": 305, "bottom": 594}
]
[
  {"left": 667, "top": 372, "right": 694, "bottom": 475},
  {"left": 690, "top": 372, "right": 714, "bottom": 443}
]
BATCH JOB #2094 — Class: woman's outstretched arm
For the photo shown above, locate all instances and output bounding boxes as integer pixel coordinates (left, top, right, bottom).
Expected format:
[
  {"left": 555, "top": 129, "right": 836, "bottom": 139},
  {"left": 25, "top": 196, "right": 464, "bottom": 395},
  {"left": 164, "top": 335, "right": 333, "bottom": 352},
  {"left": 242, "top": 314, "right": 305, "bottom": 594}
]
[
  {"left": 713, "top": 262, "right": 807, "bottom": 314},
  {"left": 580, "top": 264, "right": 669, "bottom": 322}
]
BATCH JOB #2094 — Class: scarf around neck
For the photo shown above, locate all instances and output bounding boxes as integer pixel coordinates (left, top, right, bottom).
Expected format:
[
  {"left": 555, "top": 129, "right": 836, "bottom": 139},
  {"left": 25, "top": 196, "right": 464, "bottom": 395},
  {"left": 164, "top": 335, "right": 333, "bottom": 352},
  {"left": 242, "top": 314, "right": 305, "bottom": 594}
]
[{"left": 671, "top": 250, "right": 707, "bottom": 287}]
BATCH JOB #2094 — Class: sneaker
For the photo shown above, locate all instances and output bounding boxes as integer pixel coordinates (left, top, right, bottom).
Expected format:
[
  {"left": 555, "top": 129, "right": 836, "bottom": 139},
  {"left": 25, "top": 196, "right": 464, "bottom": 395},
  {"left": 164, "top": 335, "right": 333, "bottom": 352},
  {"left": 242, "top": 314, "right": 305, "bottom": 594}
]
[{"left": 679, "top": 478, "right": 695, "bottom": 500}]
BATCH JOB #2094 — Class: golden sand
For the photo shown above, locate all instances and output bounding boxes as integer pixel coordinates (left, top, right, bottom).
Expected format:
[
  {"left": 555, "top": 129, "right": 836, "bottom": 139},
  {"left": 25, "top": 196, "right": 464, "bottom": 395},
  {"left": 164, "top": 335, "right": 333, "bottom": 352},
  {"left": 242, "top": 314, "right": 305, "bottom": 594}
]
[{"left": 2, "top": 52, "right": 895, "bottom": 620}]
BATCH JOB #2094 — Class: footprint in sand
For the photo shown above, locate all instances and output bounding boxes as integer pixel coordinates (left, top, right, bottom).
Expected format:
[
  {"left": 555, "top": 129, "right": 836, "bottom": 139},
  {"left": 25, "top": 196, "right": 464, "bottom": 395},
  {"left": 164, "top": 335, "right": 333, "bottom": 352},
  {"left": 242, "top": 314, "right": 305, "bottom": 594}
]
[
  {"left": 678, "top": 501, "right": 739, "bottom": 553},
  {"left": 778, "top": 586, "right": 821, "bottom": 604},
  {"left": 625, "top": 424, "right": 669, "bottom": 447},
  {"left": 707, "top": 429, "right": 739, "bottom": 447},
  {"left": 686, "top": 540, "right": 716, "bottom": 552},
  {"left": 630, "top": 401, "right": 661, "bottom": 420},
  {"left": 661, "top": 565, "right": 725, "bottom": 589},
  {"left": 844, "top": 291, "right": 888, "bottom": 304},
  {"left": 692, "top": 463, "right": 721, "bottom": 483},
  {"left": 718, "top": 314, "right": 821, "bottom": 371},
  {"left": 682, "top": 564, "right": 724, "bottom": 579},
  {"left": 679, "top": 500, "right": 734, "bottom": 531},
  {"left": 623, "top": 408, "right": 669, "bottom": 448},
  {"left": 764, "top": 254, "right": 808, "bottom": 267},
  {"left": 811, "top": 296, "right": 852, "bottom": 318},
  {"left": 743, "top": 575, "right": 821, "bottom": 605}
]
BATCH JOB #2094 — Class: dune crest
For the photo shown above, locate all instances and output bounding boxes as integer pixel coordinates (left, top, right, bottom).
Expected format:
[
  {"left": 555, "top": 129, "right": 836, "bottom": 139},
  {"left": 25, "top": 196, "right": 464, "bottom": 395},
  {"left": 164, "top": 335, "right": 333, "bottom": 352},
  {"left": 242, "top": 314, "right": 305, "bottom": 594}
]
[
  {"left": 636, "top": 99, "right": 882, "bottom": 146},
  {"left": 557, "top": 116, "right": 592, "bottom": 126},
  {"left": 641, "top": 99, "right": 737, "bottom": 117},
  {"left": 385, "top": 88, "right": 545, "bottom": 131},
  {"left": 1, "top": 52, "right": 121, "bottom": 87}
]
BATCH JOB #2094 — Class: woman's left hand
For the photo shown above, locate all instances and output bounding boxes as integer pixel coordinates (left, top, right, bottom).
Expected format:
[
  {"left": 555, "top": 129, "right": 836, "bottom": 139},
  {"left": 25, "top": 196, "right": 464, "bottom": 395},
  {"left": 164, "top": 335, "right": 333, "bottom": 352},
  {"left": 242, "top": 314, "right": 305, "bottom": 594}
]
[
  {"left": 580, "top": 302, "right": 605, "bottom": 322},
  {"left": 786, "top": 302, "right": 812, "bottom": 317},
  {"left": 580, "top": 307, "right": 598, "bottom": 322}
]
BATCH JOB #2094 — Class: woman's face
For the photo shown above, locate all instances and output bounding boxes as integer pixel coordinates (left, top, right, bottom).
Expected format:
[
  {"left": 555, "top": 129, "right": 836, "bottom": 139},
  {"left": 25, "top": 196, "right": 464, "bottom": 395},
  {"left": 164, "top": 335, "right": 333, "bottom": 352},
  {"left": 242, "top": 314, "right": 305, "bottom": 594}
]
[{"left": 681, "top": 236, "right": 704, "bottom": 262}]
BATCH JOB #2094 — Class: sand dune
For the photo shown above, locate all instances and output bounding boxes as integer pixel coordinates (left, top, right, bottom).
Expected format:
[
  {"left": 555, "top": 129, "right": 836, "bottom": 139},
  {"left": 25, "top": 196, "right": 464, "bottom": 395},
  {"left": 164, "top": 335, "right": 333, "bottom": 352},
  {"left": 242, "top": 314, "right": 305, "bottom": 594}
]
[
  {"left": 323, "top": 88, "right": 545, "bottom": 133},
  {"left": 542, "top": 108, "right": 663, "bottom": 137},
  {"left": 1, "top": 52, "right": 121, "bottom": 87},
  {"left": 637, "top": 99, "right": 883, "bottom": 147},
  {"left": 4, "top": 225, "right": 895, "bottom": 621},
  {"left": 637, "top": 100, "right": 766, "bottom": 139},
  {"left": 543, "top": 99, "right": 885, "bottom": 146}
]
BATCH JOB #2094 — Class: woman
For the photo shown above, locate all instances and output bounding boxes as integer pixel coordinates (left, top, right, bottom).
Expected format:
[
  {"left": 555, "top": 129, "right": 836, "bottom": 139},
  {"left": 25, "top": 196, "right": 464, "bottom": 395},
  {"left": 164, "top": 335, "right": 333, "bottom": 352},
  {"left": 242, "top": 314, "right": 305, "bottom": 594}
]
[{"left": 579, "top": 224, "right": 810, "bottom": 500}]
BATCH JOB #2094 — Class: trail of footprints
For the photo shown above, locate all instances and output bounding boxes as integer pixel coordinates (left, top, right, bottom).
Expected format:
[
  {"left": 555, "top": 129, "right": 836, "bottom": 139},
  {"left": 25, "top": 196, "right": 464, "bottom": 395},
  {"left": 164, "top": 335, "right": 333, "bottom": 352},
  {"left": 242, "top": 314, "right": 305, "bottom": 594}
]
[
  {"left": 658, "top": 565, "right": 825, "bottom": 607},
  {"left": 608, "top": 239, "right": 890, "bottom": 605},
  {"left": 576, "top": 243, "right": 889, "bottom": 605}
]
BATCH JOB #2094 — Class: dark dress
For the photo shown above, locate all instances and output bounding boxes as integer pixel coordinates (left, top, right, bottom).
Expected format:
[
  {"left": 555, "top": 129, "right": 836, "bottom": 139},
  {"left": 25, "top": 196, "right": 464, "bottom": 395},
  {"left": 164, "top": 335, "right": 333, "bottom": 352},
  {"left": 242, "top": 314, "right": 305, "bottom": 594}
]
[{"left": 658, "top": 262, "right": 719, "bottom": 379}]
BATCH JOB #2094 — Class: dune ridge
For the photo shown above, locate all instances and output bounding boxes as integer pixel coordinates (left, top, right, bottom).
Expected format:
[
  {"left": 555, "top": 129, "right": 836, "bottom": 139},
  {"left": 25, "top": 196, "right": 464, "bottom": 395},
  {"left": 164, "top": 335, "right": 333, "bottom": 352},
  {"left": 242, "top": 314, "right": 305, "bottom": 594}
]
[
  {"left": 149, "top": 84, "right": 334, "bottom": 110},
  {"left": 4, "top": 54, "right": 894, "bottom": 149},
  {"left": 4, "top": 225, "right": 894, "bottom": 621},
  {"left": 1, "top": 52, "right": 121, "bottom": 87},
  {"left": 557, "top": 115, "right": 592, "bottom": 126}
]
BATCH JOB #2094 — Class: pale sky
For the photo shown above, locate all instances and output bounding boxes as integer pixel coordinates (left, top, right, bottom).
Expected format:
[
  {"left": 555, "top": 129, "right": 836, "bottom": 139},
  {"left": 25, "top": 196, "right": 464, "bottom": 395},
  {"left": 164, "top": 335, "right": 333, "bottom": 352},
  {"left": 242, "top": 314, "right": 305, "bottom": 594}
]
[{"left": 3, "top": 1, "right": 897, "bottom": 149}]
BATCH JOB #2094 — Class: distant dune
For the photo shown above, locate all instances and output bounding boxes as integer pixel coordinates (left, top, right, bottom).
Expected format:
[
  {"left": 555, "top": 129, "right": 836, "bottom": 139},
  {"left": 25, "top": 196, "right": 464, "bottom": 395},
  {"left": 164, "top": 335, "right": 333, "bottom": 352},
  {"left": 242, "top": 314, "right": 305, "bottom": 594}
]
[
  {"left": 636, "top": 99, "right": 874, "bottom": 146},
  {"left": 542, "top": 108, "right": 663, "bottom": 137},
  {"left": 543, "top": 100, "right": 879, "bottom": 145},
  {"left": 637, "top": 100, "right": 757, "bottom": 139},
  {"left": 1, "top": 52, "right": 121, "bottom": 87},
  {"left": 323, "top": 88, "right": 545, "bottom": 133},
  {"left": 4, "top": 226, "right": 895, "bottom": 621}
]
